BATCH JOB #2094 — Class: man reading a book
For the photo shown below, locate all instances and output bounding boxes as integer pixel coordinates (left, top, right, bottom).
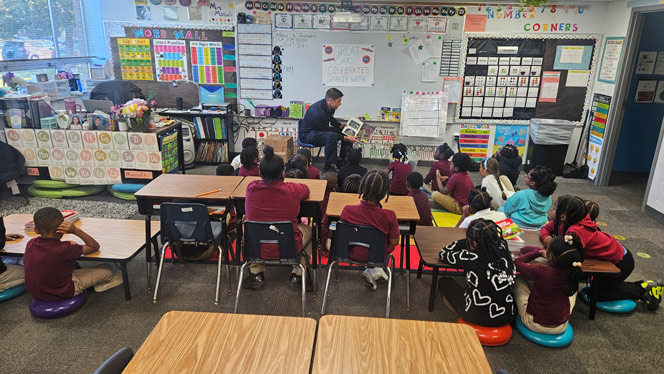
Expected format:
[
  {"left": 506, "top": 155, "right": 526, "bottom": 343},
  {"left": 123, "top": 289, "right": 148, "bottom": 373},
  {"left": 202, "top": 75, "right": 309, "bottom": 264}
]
[{"left": 299, "top": 88, "right": 358, "bottom": 172}]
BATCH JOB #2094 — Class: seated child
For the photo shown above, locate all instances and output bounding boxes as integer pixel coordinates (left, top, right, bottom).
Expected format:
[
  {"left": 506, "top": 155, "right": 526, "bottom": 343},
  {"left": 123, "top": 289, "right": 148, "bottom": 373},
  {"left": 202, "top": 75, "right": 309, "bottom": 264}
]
[
  {"left": 339, "top": 170, "right": 400, "bottom": 291},
  {"left": 480, "top": 157, "right": 515, "bottom": 209},
  {"left": 432, "top": 152, "right": 475, "bottom": 215},
  {"left": 584, "top": 200, "right": 600, "bottom": 222},
  {"left": 540, "top": 195, "right": 662, "bottom": 309},
  {"left": 215, "top": 163, "right": 235, "bottom": 177},
  {"left": 231, "top": 137, "right": 258, "bottom": 171},
  {"left": 297, "top": 148, "right": 320, "bottom": 179},
  {"left": 494, "top": 144, "right": 522, "bottom": 187},
  {"left": 498, "top": 165, "right": 556, "bottom": 229},
  {"left": 243, "top": 146, "right": 312, "bottom": 290},
  {"left": 456, "top": 188, "right": 506, "bottom": 229},
  {"left": 337, "top": 148, "right": 367, "bottom": 191},
  {"left": 24, "top": 208, "right": 122, "bottom": 301},
  {"left": 424, "top": 143, "right": 454, "bottom": 192},
  {"left": 406, "top": 172, "right": 433, "bottom": 226},
  {"left": 515, "top": 235, "right": 583, "bottom": 334},
  {"left": 0, "top": 216, "right": 25, "bottom": 292},
  {"left": 320, "top": 171, "right": 338, "bottom": 256},
  {"left": 285, "top": 154, "right": 309, "bottom": 179},
  {"left": 238, "top": 146, "right": 260, "bottom": 177},
  {"left": 438, "top": 218, "right": 516, "bottom": 327},
  {"left": 387, "top": 143, "right": 412, "bottom": 196},
  {"left": 341, "top": 174, "right": 362, "bottom": 194}
]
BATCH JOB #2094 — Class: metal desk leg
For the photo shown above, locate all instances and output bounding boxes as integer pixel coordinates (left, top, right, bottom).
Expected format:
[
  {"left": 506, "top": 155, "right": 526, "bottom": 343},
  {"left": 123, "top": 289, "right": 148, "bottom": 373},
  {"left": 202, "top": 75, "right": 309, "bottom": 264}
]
[
  {"left": 417, "top": 259, "right": 424, "bottom": 279},
  {"left": 406, "top": 234, "right": 411, "bottom": 310},
  {"left": 428, "top": 267, "right": 439, "bottom": 312},
  {"left": 589, "top": 276, "right": 597, "bottom": 320},
  {"left": 120, "top": 262, "right": 131, "bottom": 301},
  {"left": 311, "top": 214, "right": 319, "bottom": 296},
  {"left": 144, "top": 214, "right": 152, "bottom": 293}
]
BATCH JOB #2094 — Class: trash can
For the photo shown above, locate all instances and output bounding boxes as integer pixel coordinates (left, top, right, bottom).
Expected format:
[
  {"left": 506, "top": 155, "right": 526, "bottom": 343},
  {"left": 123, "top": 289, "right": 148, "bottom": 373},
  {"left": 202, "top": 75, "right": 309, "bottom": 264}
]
[{"left": 525, "top": 119, "right": 576, "bottom": 176}]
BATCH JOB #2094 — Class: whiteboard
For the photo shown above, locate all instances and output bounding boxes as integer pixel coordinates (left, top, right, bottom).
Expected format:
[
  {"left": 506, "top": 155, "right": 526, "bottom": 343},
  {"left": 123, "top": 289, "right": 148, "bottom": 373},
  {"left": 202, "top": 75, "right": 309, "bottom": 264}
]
[{"left": 239, "top": 30, "right": 445, "bottom": 118}]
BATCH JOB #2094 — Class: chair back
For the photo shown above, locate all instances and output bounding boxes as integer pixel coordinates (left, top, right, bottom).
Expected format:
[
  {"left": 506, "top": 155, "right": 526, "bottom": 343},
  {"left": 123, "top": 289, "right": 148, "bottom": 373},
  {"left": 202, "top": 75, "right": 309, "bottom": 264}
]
[
  {"left": 92, "top": 347, "right": 134, "bottom": 374},
  {"left": 297, "top": 119, "right": 314, "bottom": 147},
  {"left": 159, "top": 202, "right": 214, "bottom": 244},
  {"left": 332, "top": 222, "right": 387, "bottom": 266},
  {"left": 243, "top": 221, "right": 297, "bottom": 262}
]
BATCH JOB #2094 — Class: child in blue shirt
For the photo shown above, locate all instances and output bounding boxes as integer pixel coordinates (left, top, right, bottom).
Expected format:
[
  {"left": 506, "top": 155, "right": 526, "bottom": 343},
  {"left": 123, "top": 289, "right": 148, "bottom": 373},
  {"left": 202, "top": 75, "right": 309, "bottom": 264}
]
[{"left": 498, "top": 165, "right": 556, "bottom": 229}]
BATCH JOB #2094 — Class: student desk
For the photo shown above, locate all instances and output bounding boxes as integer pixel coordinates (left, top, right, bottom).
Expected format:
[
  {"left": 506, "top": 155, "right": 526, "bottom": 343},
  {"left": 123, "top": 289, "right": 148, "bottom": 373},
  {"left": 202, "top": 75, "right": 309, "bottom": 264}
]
[
  {"left": 312, "top": 314, "right": 491, "bottom": 374},
  {"left": 0, "top": 214, "right": 159, "bottom": 301},
  {"left": 230, "top": 176, "right": 327, "bottom": 292},
  {"left": 123, "top": 311, "right": 317, "bottom": 374},
  {"left": 325, "top": 193, "right": 420, "bottom": 309},
  {"left": 413, "top": 226, "right": 620, "bottom": 319},
  {"left": 134, "top": 174, "right": 245, "bottom": 291}
]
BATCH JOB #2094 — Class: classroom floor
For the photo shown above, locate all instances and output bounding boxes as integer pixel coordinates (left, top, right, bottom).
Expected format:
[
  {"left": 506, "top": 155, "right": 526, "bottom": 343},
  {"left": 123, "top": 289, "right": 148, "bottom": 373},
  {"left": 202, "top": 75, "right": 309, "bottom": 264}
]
[{"left": 1, "top": 164, "right": 663, "bottom": 374}]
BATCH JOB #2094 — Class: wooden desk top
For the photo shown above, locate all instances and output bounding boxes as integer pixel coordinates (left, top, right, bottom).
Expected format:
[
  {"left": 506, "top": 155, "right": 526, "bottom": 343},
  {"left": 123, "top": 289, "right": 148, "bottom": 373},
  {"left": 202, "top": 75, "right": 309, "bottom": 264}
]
[
  {"left": 1, "top": 214, "right": 159, "bottom": 260},
  {"left": 230, "top": 176, "right": 327, "bottom": 202},
  {"left": 312, "top": 315, "right": 491, "bottom": 374},
  {"left": 134, "top": 174, "right": 244, "bottom": 200},
  {"left": 325, "top": 192, "right": 421, "bottom": 222},
  {"left": 123, "top": 311, "right": 317, "bottom": 374}
]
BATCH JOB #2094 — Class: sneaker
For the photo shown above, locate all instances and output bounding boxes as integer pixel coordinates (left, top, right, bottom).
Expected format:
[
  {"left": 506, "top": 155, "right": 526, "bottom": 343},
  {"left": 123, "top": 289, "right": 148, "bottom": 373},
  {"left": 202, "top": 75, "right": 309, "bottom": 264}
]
[
  {"left": 323, "top": 164, "right": 338, "bottom": 173},
  {"left": 242, "top": 272, "right": 265, "bottom": 290},
  {"left": 372, "top": 267, "right": 389, "bottom": 283},
  {"left": 361, "top": 269, "right": 377, "bottom": 291},
  {"left": 94, "top": 272, "right": 123, "bottom": 292},
  {"left": 641, "top": 280, "right": 663, "bottom": 311},
  {"left": 289, "top": 271, "right": 313, "bottom": 292}
]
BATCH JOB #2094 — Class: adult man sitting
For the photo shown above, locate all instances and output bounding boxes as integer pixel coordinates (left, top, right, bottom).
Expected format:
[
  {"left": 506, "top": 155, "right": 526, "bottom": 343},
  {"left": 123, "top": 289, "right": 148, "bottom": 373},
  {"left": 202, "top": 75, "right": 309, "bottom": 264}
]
[{"left": 299, "top": 88, "right": 358, "bottom": 171}]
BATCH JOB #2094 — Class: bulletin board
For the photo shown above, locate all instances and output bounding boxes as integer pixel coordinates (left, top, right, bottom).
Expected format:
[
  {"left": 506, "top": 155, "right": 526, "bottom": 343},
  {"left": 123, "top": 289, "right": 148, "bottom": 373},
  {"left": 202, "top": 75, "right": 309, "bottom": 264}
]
[
  {"left": 459, "top": 34, "right": 600, "bottom": 124},
  {"left": 103, "top": 21, "right": 238, "bottom": 108}
]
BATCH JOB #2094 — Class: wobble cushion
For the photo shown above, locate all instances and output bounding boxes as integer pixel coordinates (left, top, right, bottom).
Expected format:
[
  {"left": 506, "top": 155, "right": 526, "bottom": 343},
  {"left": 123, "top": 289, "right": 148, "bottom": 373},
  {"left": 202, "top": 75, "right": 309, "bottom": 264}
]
[
  {"left": 457, "top": 318, "right": 512, "bottom": 346},
  {"left": 580, "top": 286, "right": 637, "bottom": 314},
  {"left": 107, "top": 186, "right": 136, "bottom": 201},
  {"left": 29, "top": 185, "right": 105, "bottom": 199},
  {"left": 111, "top": 183, "right": 145, "bottom": 193},
  {"left": 0, "top": 285, "right": 25, "bottom": 301},
  {"left": 32, "top": 179, "right": 78, "bottom": 189},
  {"left": 29, "top": 292, "right": 87, "bottom": 318},
  {"left": 515, "top": 315, "right": 574, "bottom": 347}
]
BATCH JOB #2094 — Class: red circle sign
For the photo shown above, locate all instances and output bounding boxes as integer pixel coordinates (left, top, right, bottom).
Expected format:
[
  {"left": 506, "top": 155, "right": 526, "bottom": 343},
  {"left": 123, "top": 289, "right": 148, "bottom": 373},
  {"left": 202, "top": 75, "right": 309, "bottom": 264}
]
[
  {"left": 362, "top": 55, "right": 371, "bottom": 64},
  {"left": 324, "top": 46, "right": 333, "bottom": 55}
]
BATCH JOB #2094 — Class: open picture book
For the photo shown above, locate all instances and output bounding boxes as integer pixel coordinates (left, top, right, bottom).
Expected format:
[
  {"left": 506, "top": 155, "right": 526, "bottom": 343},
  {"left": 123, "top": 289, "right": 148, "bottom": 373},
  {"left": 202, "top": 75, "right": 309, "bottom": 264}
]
[{"left": 341, "top": 117, "right": 375, "bottom": 143}]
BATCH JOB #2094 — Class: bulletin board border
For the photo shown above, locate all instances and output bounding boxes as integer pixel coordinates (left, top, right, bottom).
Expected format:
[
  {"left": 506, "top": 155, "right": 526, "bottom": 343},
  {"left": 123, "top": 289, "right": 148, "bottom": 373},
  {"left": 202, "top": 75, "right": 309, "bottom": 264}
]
[{"left": 457, "top": 33, "right": 601, "bottom": 125}]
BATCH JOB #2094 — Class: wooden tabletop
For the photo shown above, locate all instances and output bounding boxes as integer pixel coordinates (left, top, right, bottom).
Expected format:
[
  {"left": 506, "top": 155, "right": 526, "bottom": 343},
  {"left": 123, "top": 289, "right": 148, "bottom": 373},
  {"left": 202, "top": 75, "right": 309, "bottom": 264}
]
[
  {"left": 1, "top": 214, "right": 159, "bottom": 260},
  {"left": 325, "top": 192, "right": 421, "bottom": 222},
  {"left": 230, "top": 176, "right": 328, "bottom": 202},
  {"left": 134, "top": 174, "right": 245, "bottom": 200},
  {"left": 123, "top": 311, "right": 317, "bottom": 374},
  {"left": 312, "top": 315, "right": 491, "bottom": 374}
]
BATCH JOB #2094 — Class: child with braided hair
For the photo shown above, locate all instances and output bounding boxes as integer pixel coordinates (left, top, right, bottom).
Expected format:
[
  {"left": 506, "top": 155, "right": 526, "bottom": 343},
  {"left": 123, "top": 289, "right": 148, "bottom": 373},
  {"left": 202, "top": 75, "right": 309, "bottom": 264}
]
[
  {"left": 515, "top": 234, "right": 583, "bottom": 334},
  {"left": 387, "top": 143, "right": 412, "bottom": 196},
  {"left": 339, "top": 170, "right": 400, "bottom": 291},
  {"left": 498, "top": 165, "right": 556, "bottom": 229},
  {"left": 438, "top": 218, "right": 516, "bottom": 327},
  {"left": 456, "top": 188, "right": 507, "bottom": 228},
  {"left": 480, "top": 157, "right": 515, "bottom": 209}
]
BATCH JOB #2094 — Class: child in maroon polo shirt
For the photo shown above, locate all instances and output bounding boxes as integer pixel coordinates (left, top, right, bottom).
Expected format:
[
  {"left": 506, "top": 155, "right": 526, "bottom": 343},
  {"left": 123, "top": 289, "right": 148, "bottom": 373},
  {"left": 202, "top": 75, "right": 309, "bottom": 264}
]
[
  {"left": 24, "top": 208, "right": 121, "bottom": 301},
  {"left": 298, "top": 148, "right": 321, "bottom": 179},
  {"left": 424, "top": 143, "right": 454, "bottom": 192},
  {"left": 406, "top": 171, "right": 432, "bottom": 226},
  {"left": 339, "top": 170, "right": 400, "bottom": 291},
  {"left": 432, "top": 152, "right": 475, "bottom": 215},
  {"left": 238, "top": 146, "right": 260, "bottom": 177},
  {"left": 387, "top": 143, "right": 412, "bottom": 196}
]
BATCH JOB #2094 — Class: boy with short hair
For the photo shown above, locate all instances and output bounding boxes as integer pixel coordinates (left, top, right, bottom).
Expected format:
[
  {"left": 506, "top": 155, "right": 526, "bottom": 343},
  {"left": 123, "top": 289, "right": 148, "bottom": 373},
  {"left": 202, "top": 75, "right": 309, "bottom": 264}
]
[
  {"left": 24, "top": 208, "right": 122, "bottom": 301},
  {"left": 231, "top": 137, "right": 258, "bottom": 171},
  {"left": 432, "top": 152, "right": 475, "bottom": 215},
  {"left": 407, "top": 172, "right": 433, "bottom": 226}
]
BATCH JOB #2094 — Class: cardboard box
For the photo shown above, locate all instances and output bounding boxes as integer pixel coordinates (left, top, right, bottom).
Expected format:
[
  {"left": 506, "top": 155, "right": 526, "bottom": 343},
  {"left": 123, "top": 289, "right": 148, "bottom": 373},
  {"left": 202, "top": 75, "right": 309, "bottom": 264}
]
[
  {"left": 264, "top": 135, "right": 293, "bottom": 153},
  {"left": 274, "top": 144, "right": 295, "bottom": 162}
]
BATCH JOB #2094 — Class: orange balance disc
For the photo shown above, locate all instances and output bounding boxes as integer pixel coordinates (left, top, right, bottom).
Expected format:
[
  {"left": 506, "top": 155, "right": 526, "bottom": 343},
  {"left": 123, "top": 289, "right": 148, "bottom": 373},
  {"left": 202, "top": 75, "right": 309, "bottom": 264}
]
[{"left": 457, "top": 317, "right": 512, "bottom": 346}]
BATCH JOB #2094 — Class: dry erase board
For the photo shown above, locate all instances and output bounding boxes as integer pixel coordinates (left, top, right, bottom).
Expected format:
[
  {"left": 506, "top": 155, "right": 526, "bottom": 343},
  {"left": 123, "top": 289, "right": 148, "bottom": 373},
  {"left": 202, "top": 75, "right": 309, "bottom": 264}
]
[{"left": 459, "top": 34, "right": 600, "bottom": 123}]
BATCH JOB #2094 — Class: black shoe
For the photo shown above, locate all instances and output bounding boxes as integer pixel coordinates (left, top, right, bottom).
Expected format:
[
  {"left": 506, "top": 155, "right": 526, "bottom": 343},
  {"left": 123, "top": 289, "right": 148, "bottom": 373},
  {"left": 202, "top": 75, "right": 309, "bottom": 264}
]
[
  {"left": 242, "top": 272, "right": 265, "bottom": 289},
  {"left": 289, "top": 272, "right": 313, "bottom": 292},
  {"left": 323, "top": 164, "right": 338, "bottom": 173}
]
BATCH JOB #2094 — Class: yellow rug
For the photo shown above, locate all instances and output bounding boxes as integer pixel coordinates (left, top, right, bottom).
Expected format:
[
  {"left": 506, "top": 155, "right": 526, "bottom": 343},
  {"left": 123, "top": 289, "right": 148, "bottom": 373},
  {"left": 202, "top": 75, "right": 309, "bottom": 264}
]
[{"left": 432, "top": 211, "right": 462, "bottom": 227}]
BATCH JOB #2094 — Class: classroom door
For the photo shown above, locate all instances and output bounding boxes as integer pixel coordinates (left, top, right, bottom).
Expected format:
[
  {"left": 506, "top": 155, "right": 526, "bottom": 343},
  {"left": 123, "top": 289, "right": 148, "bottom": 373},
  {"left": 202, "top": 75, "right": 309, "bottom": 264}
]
[{"left": 645, "top": 116, "right": 664, "bottom": 214}]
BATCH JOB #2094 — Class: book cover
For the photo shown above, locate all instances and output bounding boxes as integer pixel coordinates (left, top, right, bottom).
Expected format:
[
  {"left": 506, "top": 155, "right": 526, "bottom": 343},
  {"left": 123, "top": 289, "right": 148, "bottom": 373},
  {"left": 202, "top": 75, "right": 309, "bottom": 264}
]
[{"left": 496, "top": 218, "right": 524, "bottom": 240}]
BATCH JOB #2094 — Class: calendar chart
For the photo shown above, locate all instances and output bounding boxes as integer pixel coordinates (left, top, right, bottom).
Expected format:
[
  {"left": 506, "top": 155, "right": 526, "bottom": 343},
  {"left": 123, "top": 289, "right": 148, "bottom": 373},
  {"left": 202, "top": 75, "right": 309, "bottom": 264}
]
[
  {"left": 190, "top": 41, "right": 224, "bottom": 85},
  {"left": 154, "top": 40, "right": 188, "bottom": 82},
  {"left": 118, "top": 38, "right": 153, "bottom": 81}
]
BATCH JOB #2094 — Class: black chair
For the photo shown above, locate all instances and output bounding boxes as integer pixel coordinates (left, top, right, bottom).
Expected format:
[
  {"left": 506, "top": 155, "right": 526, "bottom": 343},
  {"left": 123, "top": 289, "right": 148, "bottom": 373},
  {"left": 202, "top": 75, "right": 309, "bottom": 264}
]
[
  {"left": 234, "top": 221, "right": 308, "bottom": 316},
  {"left": 92, "top": 347, "right": 134, "bottom": 374},
  {"left": 321, "top": 222, "right": 394, "bottom": 318},
  {"left": 153, "top": 203, "right": 231, "bottom": 304}
]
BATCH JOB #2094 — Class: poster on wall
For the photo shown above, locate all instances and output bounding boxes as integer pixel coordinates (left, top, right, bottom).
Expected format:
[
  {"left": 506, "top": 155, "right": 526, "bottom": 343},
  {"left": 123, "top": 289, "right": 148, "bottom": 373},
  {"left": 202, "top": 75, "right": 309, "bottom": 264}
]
[
  {"left": 636, "top": 51, "right": 657, "bottom": 74},
  {"left": 459, "top": 124, "right": 491, "bottom": 161},
  {"left": 635, "top": 80, "right": 657, "bottom": 103},
  {"left": 153, "top": 40, "right": 188, "bottom": 82},
  {"left": 208, "top": 1, "right": 235, "bottom": 30},
  {"left": 322, "top": 44, "right": 375, "bottom": 87},
  {"left": 118, "top": 38, "right": 154, "bottom": 80},
  {"left": 190, "top": 41, "right": 224, "bottom": 84},
  {"left": 493, "top": 125, "right": 528, "bottom": 155},
  {"left": 588, "top": 94, "right": 611, "bottom": 181},
  {"left": 654, "top": 52, "right": 664, "bottom": 76},
  {"left": 654, "top": 81, "right": 664, "bottom": 104},
  {"left": 598, "top": 37, "right": 625, "bottom": 84}
]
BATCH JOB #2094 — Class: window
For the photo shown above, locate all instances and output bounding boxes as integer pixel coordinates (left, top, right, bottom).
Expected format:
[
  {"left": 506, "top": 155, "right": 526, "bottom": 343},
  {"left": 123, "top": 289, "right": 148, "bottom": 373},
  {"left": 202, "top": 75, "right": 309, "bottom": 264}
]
[{"left": 0, "top": 0, "right": 88, "bottom": 61}]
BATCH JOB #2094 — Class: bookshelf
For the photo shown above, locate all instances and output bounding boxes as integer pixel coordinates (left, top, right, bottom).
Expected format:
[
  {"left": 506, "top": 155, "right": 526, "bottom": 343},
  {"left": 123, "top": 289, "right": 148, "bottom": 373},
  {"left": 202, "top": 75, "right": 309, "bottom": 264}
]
[{"left": 161, "top": 110, "right": 231, "bottom": 165}]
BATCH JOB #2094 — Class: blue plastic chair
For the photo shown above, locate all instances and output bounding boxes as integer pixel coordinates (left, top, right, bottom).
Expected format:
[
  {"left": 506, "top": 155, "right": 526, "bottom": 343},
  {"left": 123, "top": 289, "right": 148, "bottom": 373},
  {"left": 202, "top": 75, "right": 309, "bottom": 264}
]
[
  {"left": 0, "top": 285, "right": 25, "bottom": 301},
  {"left": 579, "top": 286, "right": 636, "bottom": 313},
  {"left": 154, "top": 203, "right": 230, "bottom": 305},
  {"left": 515, "top": 315, "right": 574, "bottom": 347},
  {"left": 93, "top": 347, "right": 134, "bottom": 374},
  {"left": 297, "top": 120, "right": 322, "bottom": 158}
]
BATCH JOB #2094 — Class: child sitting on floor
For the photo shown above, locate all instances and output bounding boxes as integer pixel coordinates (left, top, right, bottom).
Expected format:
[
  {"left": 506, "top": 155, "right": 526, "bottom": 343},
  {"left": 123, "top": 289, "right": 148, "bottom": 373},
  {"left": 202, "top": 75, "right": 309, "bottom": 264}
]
[
  {"left": 24, "top": 208, "right": 122, "bottom": 301},
  {"left": 231, "top": 137, "right": 258, "bottom": 172},
  {"left": 438, "top": 218, "right": 516, "bottom": 327},
  {"left": 297, "top": 148, "right": 321, "bottom": 179},
  {"left": 424, "top": 143, "right": 454, "bottom": 192},
  {"left": 407, "top": 172, "right": 433, "bottom": 226},
  {"left": 480, "top": 157, "right": 515, "bottom": 209},
  {"left": 432, "top": 152, "right": 475, "bottom": 215},
  {"left": 285, "top": 154, "right": 310, "bottom": 179},
  {"left": 341, "top": 174, "right": 362, "bottom": 194},
  {"left": 0, "top": 216, "right": 24, "bottom": 292},
  {"left": 515, "top": 235, "right": 583, "bottom": 334},
  {"left": 339, "top": 170, "right": 400, "bottom": 291},
  {"left": 494, "top": 144, "right": 522, "bottom": 187},
  {"left": 584, "top": 200, "right": 600, "bottom": 222},
  {"left": 456, "top": 188, "right": 506, "bottom": 229},
  {"left": 337, "top": 147, "right": 367, "bottom": 191},
  {"left": 387, "top": 143, "right": 412, "bottom": 196},
  {"left": 238, "top": 146, "right": 260, "bottom": 177},
  {"left": 498, "top": 165, "right": 556, "bottom": 230}
]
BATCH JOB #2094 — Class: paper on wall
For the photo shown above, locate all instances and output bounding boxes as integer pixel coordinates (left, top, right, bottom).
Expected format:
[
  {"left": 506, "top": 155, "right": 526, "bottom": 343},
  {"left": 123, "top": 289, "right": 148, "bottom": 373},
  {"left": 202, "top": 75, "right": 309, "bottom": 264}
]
[
  {"left": 66, "top": 130, "right": 83, "bottom": 149},
  {"left": 654, "top": 52, "right": 664, "bottom": 75},
  {"left": 566, "top": 70, "right": 590, "bottom": 87},
  {"left": 36, "top": 148, "right": 51, "bottom": 167},
  {"left": 106, "top": 167, "right": 122, "bottom": 184},
  {"left": 421, "top": 61, "right": 439, "bottom": 83},
  {"left": 636, "top": 51, "right": 657, "bottom": 74},
  {"left": 79, "top": 149, "right": 95, "bottom": 167},
  {"left": 48, "top": 166, "right": 65, "bottom": 181},
  {"left": 65, "top": 149, "right": 80, "bottom": 166},
  {"left": 539, "top": 71, "right": 561, "bottom": 103},
  {"left": 92, "top": 167, "right": 107, "bottom": 185},
  {"left": 106, "top": 149, "right": 123, "bottom": 167},
  {"left": 19, "top": 129, "right": 37, "bottom": 148},
  {"left": 409, "top": 40, "right": 430, "bottom": 65},
  {"left": 559, "top": 46, "right": 585, "bottom": 64},
  {"left": 78, "top": 167, "right": 94, "bottom": 185},
  {"left": 443, "top": 77, "right": 462, "bottom": 104},
  {"left": 64, "top": 166, "right": 79, "bottom": 185},
  {"left": 50, "top": 148, "right": 66, "bottom": 166}
]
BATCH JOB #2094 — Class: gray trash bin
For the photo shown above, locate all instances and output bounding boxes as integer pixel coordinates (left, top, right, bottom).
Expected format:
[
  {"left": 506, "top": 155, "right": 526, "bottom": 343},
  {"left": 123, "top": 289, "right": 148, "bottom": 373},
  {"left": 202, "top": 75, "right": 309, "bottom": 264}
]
[{"left": 526, "top": 119, "right": 576, "bottom": 175}]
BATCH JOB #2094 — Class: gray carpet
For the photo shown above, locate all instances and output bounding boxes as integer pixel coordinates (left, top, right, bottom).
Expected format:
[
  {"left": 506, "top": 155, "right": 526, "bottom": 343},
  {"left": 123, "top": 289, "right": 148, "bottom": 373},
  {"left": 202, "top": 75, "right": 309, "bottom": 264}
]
[{"left": 1, "top": 165, "right": 663, "bottom": 374}]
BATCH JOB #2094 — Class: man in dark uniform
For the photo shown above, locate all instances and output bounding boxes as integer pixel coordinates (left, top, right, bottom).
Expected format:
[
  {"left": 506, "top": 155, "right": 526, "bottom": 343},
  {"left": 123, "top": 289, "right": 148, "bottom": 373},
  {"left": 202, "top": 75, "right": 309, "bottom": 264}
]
[{"left": 299, "top": 88, "right": 358, "bottom": 171}]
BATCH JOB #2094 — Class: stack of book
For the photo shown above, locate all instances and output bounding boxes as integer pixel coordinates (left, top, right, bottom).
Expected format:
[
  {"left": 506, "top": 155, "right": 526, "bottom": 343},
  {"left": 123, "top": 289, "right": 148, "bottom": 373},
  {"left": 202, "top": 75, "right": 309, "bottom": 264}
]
[
  {"left": 192, "top": 116, "right": 227, "bottom": 139},
  {"left": 25, "top": 210, "right": 80, "bottom": 231},
  {"left": 195, "top": 141, "right": 228, "bottom": 163}
]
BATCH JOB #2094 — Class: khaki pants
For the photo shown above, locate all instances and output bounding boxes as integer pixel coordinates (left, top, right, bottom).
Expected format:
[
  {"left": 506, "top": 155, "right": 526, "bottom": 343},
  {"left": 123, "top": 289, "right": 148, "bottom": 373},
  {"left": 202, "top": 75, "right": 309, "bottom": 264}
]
[
  {"left": 71, "top": 264, "right": 114, "bottom": 295},
  {"left": 432, "top": 191, "right": 463, "bottom": 215},
  {"left": 0, "top": 264, "right": 24, "bottom": 292},
  {"left": 250, "top": 224, "right": 312, "bottom": 276},
  {"left": 514, "top": 276, "right": 576, "bottom": 335}
]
